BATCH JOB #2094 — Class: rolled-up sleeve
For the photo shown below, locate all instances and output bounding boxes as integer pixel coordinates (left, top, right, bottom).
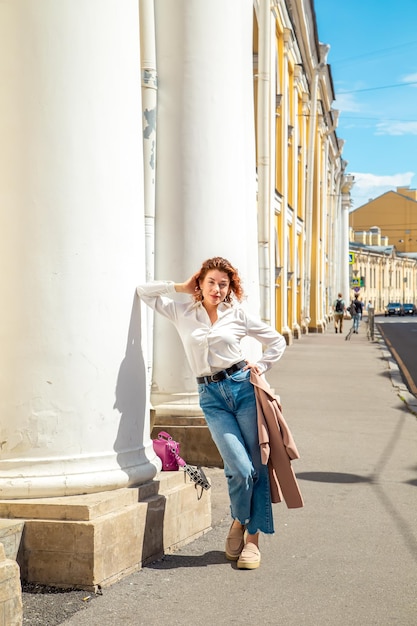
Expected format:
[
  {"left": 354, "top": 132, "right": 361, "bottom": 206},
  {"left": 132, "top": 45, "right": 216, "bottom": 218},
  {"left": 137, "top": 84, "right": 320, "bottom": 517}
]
[
  {"left": 136, "top": 281, "right": 178, "bottom": 321},
  {"left": 245, "top": 313, "right": 286, "bottom": 373}
]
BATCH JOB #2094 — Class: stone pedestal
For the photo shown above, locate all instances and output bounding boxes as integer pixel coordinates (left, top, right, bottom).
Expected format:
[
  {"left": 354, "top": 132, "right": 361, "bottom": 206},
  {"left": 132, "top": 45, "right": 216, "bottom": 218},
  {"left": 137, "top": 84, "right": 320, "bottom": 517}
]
[
  {"left": 282, "top": 327, "right": 294, "bottom": 346},
  {"left": 151, "top": 415, "right": 223, "bottom": 468},
  {"left": 292, "top": 323, "right": 302, "bottom": 339},
  {"left": 0, "top": 473, "right": 211, "bottom": 591},
  {"left": 0, "top": 543, "right": 22, "bottom": 626},
  {"left": 307, "top": 318, "right": 326, "bottom": 333}
]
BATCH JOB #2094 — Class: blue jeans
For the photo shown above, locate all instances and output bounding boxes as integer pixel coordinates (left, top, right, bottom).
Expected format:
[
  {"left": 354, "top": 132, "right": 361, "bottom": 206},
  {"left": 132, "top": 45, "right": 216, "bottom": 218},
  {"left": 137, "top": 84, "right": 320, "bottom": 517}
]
[
  {"left": 198, "top": 368, "right": 274, "bottom": 535},
  {"left": 353, "top": 313, "right": 360, "bottom": 331}
]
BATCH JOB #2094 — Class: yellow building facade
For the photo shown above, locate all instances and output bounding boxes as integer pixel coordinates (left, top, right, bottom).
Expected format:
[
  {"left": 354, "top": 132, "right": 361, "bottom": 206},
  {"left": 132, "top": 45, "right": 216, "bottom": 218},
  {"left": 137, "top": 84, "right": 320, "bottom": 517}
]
[
  {"left": 349, "top": 187, "right": 417, "bottom": 255},
  {"left": 253, "top": 1, "right": 351, "bottom": 338},
  {"left": 349, "top": 229, "right": 417, "bottom": 312}
]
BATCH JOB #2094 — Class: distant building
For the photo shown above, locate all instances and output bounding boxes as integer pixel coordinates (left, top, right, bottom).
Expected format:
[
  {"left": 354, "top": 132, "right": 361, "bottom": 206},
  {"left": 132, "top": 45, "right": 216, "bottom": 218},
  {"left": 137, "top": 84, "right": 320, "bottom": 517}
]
[
  {"left": 349, "top": 187, "right": 417, "bottom": 254},
  {"left": 349, "top": 226, "right": 417, "bottom": 312}
]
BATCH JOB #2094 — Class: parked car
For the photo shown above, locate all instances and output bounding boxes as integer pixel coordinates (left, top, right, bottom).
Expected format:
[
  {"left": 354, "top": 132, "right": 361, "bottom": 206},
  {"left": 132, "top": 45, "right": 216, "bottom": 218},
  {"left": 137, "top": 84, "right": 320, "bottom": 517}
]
[
  {"left": 384, "top": 302, "right": 404, "bottom": 316},
  {"left": 402, "top": 303, "right": 416, "bottom": 315}
]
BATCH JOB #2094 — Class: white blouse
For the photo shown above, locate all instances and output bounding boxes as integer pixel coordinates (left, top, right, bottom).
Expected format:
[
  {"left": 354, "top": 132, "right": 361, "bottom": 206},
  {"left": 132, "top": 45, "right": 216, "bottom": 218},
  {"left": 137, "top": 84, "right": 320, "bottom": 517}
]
[{"left": 137, "top": 281, "right": 286, "bottom": 377}]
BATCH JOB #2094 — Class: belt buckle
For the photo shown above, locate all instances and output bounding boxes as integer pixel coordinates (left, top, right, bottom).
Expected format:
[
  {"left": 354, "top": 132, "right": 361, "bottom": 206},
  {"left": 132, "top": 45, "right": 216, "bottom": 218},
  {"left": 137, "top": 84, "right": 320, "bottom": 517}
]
[{"left": 211, "top": 371, "right": 223, "bottom": 383}]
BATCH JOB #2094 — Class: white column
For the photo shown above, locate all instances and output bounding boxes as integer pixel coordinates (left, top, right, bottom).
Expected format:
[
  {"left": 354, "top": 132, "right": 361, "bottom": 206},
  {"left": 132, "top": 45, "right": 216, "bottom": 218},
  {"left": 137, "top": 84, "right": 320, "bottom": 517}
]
[
  {"left": 0, "top": 1, "right": 156, "bottom": 498},
  {"left": 328, "top": 161, "right": 338, "bottom": 307},
  {"left": 331, "top": 158, "right": 341, "bottom": 303},
  {"left": 256, "top": 0, "right": 277, "bottom": 328},
  {"left": 341, "top": 175, "right": 355, "bottom": 299},
  {"left": 321, "top": 137, "right": 328, "bottom": 322},
  {"left": 291, "top": 67, "right": 302, "bottom": 335},
  {"left": 152, "top": 0, "right": 259, "bottom": 409},
  {"left": 139, "top": 0, "right": 158, "bottom": 384},
  {"left": 304, "top": 44, "right": 330, "bottom": 325},
  {"left": 299, "top": 94, "right": 309, "bottom": 330},
  {"left": 279, "top": 30, "right": 291, "bottom": 337}
]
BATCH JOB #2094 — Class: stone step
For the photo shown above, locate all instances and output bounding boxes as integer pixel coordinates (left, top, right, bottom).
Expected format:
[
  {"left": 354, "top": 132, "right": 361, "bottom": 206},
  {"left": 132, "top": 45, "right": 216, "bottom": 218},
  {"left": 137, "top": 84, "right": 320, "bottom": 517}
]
[
  {"left": 0, "top": 472, "right": 211, "bottom": 590},
  {"left": 0, "top": 542, "right": 23, "bottom": 625},
  {"left": 0, "top": 519, "right": 24, "bottom": 560}
]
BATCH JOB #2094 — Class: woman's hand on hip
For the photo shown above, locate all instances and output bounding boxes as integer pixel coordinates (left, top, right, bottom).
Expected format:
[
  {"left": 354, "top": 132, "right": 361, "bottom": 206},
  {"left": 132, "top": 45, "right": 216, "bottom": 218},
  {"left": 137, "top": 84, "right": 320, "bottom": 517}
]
[{"left": 242, "top": 361, "right": 261, "bottom": 375}]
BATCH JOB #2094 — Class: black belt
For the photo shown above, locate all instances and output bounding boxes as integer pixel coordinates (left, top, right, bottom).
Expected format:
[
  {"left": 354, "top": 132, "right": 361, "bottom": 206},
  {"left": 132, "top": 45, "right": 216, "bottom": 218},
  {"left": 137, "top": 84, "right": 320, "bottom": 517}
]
[{"left": 196, "top": 360, "right": 247, "bottom": 385}]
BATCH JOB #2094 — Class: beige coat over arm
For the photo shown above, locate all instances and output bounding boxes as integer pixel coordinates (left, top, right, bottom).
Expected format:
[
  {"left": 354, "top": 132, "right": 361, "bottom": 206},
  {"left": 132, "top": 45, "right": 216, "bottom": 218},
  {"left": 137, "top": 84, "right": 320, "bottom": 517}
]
[{"left": 250, "top": 371, "right": 304, "bottom": 509}]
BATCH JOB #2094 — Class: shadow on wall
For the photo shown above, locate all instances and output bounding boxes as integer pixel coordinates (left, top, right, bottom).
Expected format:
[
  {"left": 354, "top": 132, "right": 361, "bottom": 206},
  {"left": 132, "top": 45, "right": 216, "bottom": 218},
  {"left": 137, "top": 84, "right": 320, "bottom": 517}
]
[{"left": 113, "top": 292, "right": 149, "bottom": 482}]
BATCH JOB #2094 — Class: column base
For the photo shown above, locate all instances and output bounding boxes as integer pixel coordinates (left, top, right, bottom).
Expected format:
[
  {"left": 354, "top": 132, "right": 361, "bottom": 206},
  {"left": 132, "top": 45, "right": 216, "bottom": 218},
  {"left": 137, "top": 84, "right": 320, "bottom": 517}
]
[
  {"left": 0, "top": 472, "right": 211, "bottom": 591},
  {"left": 308, "top": 319, "right": 326, "bottom": 333},
  {"left": 281, "top": 326, "right": 294, "bottom": 346},
  {"left": 292, "top": 323, "right": 302, "bottom": 339},
  {"left": 0, "top": 450, "right": 157, "bottom": 499}
]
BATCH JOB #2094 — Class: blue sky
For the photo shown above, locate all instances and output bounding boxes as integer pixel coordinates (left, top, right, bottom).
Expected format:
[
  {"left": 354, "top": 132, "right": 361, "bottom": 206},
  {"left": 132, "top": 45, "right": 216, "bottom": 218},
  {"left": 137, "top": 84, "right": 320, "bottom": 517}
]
[{"left": 314, "top": 0, "right": 417, "bottom": 210}]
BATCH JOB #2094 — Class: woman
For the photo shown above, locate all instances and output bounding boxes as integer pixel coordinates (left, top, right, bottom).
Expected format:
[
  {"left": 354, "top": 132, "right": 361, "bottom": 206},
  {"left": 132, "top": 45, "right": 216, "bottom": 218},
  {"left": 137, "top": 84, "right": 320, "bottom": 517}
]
[{"left": 137, "top": 257, "right": 286, "bottom": 569}]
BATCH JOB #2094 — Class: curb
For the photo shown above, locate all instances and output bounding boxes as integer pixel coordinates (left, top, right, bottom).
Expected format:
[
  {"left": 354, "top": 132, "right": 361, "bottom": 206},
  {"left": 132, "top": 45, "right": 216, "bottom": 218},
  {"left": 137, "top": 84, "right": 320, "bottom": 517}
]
[{"left": 373, "top": 327, "right": 417, "bottom": 417}]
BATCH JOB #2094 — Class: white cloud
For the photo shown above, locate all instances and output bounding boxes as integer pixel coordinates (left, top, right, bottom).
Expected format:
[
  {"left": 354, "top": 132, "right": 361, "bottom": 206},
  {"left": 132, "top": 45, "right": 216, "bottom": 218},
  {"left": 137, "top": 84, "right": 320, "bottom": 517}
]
[
  {"left": 335, "top": 92, "right": 362, "bottom": 113},
  {"left": 403, "top": 73, "right": 417, "bottom": 85},
  {"left": 349, "top": 171, "right": 416, "bottom": 209},
  {"left": 376, "top": 120, "right": 417, "bottom": 136}
]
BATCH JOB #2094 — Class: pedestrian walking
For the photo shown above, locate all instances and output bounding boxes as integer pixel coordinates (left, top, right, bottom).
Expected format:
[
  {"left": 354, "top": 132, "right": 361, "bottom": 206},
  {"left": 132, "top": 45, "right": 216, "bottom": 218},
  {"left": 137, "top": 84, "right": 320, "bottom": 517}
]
[
  {"left": 137, "top": 256, "right": 287, "bottom": 570},
  {"left": 333, "top": 292, "right": 346, "bottom": 333},
  {"left": 350, "top": 293, "right": 363, "bottom": 333}
]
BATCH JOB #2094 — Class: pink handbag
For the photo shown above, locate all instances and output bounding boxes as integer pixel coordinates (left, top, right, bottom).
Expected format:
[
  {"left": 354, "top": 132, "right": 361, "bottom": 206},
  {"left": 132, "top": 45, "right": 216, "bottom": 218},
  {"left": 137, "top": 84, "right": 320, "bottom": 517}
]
[
  {"left": 152, "top": 431, "right": 181, "bottom": 471},
  {"left": 152, "top": 431, "right": 211, "bottom": 491}
]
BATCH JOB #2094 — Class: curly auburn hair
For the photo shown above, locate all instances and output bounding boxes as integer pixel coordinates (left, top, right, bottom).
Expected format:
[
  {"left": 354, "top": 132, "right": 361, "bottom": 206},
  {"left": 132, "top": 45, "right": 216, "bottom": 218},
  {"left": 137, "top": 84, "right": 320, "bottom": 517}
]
[{"left": 194, "top": 257, "right": 244, "bottom": 303}]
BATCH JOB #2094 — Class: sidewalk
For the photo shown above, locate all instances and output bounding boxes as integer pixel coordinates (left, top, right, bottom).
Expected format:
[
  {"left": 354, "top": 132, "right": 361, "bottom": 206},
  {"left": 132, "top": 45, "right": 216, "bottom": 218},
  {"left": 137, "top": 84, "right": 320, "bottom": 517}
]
[{"left": 27, "top": 321, "right": 417, "bottom": 625}]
